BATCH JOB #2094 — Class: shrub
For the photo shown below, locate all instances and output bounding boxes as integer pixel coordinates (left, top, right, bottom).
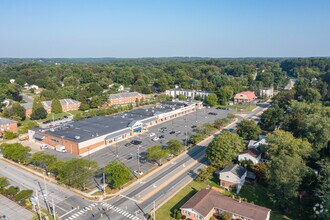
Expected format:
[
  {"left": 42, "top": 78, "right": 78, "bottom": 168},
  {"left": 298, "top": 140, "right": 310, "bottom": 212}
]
[
  {"left": 4, "top": 186, "right": 20, "bottom": 197},
  {"left": 227, "top": 113, "right": 236, "bottom": 119},
  {"left": 3, "top": 131, "right": 18, "bottom": 140},
  {"left": 220, "top": 212, "right": 232, "bottom": 220},
  {"left": 15, "top": 189, "right": 33, "bottom": 202}
]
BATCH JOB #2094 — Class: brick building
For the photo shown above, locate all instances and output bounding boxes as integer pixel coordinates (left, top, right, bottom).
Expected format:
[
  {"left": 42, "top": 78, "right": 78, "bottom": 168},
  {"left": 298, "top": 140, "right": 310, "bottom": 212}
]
[
  {"left": 234, "top": 91, "right": 257, "bottom": 104},
  {"left": 0, "top": 117, "right": 18, "bottom": 136},
  {"left": 108, "top": 92, "right": 145, "bottom": 106},
  {"left": 181, "top": 189, "right": 271, "bottom": 220},
  {"left": 22, "top": 99, "right": 81, "bottom": 117}
]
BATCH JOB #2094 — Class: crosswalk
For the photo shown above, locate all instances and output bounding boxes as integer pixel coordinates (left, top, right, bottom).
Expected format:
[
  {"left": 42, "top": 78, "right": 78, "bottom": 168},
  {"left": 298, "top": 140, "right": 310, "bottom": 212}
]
[
  {"left": 64, "top": 203, "right": 97, "bottom": 220},
  {"left": 101, "top": 202, "right": 141, "bottom": 220}
]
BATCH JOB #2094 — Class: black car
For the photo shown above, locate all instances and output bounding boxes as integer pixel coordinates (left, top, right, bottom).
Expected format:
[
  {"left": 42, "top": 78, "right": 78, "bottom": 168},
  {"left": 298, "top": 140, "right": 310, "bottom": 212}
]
[
  {"left": 159, "top": 135, "right": 165, "bottom": 139},
  {"left": 208, "top": 112, "right": 218, "bottom": 115},
  {"left": 125, "top": 142, "right": 132, "bottom": 147},
  {"left": 191, "top": 125, "right": 197, "bottom": 128},
  {"left": 131, "top": 140, "right": 142, "bottom": 145},
  {"left": 169, "top": 131, "right": 175, "bottom": 134},
  {"left": 127, "top": 154, "right": 133, "bottom": 160}
]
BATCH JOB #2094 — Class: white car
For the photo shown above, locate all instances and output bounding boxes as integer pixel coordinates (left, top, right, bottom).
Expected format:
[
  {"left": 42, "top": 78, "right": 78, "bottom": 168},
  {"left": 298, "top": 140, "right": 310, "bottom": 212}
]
[
  {"left": 134, "top": 170, "right": 144, "bottom": 175},
  {"left": 40, "top": 144, "right": 48, "bottom": 149},
  {"left": 152, "top": 137, "right": 159, "bottom": 141},
  {"left": 149, "top": 133, "right": 156, "bottom": 137}
]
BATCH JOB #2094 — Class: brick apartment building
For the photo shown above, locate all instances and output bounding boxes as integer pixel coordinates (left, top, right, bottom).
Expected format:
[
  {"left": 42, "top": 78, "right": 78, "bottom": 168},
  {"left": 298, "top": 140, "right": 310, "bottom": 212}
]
[
  {"left": 22, "top": 99, "right": 81, "bottom": 117},
  {"left": 0, "top": 117, "right": 18, "bottom": 136},
  {"left": 108, "top": 92, "right": 145, "bottom": 106}
]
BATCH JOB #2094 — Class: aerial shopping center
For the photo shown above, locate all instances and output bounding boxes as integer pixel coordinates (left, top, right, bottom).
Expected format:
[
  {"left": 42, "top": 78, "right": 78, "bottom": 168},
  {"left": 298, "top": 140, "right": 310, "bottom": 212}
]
[{"left": 28, "top": 101, "right": 202, "bottom": 155}]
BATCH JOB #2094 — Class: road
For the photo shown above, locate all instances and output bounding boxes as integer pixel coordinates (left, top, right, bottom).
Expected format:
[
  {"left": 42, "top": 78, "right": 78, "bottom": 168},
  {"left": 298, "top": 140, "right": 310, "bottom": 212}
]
[{"left": 0, "top": 103, "right": 269, "bottom": 220}]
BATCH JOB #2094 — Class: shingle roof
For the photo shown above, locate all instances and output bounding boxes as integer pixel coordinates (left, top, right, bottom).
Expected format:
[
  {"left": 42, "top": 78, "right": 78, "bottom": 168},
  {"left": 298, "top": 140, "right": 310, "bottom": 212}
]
[
  {"left": 220, "top": 164, "right": 247, "bottom": 178},
  {"left": 181, "top": 189, "right": 270, "bottom": 220},
  {"left": 240, "top": 149, "right": 261, "bottom": 158},
  {"left": 0, "top": 117, "right": 16, "bottom": 125},
  {"left": 21, "top": 102, "right": 33, "bottom": 110},
  {"left": 108, "top": 92, "right": 143, "bottom": 99}
]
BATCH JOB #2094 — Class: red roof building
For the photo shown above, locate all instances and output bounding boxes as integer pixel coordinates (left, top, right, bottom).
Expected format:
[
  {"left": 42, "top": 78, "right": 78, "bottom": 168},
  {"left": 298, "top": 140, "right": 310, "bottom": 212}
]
[
  {"left": 234, "top": 91, "right": 257, "bottom": 103},
  {"left": 180, "top": 189, "right": 271, "bottom": 220}
]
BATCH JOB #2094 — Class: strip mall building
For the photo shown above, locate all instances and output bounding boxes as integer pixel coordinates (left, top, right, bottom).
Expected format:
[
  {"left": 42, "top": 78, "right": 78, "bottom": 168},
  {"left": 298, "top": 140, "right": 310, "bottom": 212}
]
[{"left": 29, "top": 101, "right": 202, "bottom": 155}]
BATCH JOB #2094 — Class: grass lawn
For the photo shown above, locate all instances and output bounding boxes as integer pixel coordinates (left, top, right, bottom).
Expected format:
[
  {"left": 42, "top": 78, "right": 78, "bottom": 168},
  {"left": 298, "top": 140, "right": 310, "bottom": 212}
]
[
  {"left": 37, "top": 112, "right": 71, "bottom": 122},
  {"left": 239, "top": 184, "right": 292, "bottom": 220},
  {"left": 67, "top": 110, "right": 83, "bottom": 115},
  {"left": 217, "top": 104, "right": 257, "bottom": 113}
]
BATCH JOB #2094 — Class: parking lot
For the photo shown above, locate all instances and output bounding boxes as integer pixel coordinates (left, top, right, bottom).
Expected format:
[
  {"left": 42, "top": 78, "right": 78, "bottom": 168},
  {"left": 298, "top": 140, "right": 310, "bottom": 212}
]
[{"left": 87, "top": 107, "right": 232, "bottom": 171}]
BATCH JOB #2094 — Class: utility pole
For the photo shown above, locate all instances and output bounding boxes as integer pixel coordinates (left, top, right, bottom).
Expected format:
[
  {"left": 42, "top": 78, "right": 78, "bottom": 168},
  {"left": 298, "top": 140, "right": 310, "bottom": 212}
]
[
  {"left": 43, "top": 171, "right": 48, "bottom": 197},
  {"left": 52, "top": 199, "right": 56, "bottom": 220},
  {"left": 35, "top": 189, "right": 42, "bottom": 219},
  {"left": 103, "top": 172, "right": 106, "bottom": 198},
  {"left": 153, "top": 200, "right": 156, "bottom": 220}
]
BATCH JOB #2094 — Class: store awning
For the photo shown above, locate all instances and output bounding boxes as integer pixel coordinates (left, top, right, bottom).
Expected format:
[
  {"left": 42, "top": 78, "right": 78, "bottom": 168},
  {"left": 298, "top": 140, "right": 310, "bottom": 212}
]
[
  {"left": 105, "top": 128, "right": 131, "bottom": 140},
  {"left": 34, "top": 134, "right": 45, "bottom": 140}
]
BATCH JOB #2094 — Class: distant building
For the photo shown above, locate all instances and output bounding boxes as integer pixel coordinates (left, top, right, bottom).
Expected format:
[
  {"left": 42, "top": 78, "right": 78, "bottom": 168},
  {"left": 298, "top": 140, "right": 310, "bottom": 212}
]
[
  {"left": 165, "top": 88, "right": 212, "bottom": 100},
  {"left": 238, "top": 148, "right": 262, "bottom": 164},
  {"left": 180, "top": 189, "right": 271, "bottom": 220},
  {"left": 248, "top": 138, "right": 267, "bottom": 149},
  {"left": 34, "top": 88, "right": 44, "bottom": 94},
  {"left": 108, "top": 92, "right": 144, "bottom": 106},
  {"left": 30, "top": 85, "right": 39, "bottom": 90},
  {"left": 218, "top": 164, "right": 247, "bottom": 193},
  {"left": 234, "top": 91, "right": 257, "bottom": 104},
  {"left": 0, "top": 117, "right": 17, "bottom": 136},
  {"left": 22, "top": 99, "right": 81, "bottom": 117},
  {"left": 258, "top": 87, "right": 274, "bottom": 98},
  {"left": 9, "top": 79, "right": 15, "bottom": 84}
]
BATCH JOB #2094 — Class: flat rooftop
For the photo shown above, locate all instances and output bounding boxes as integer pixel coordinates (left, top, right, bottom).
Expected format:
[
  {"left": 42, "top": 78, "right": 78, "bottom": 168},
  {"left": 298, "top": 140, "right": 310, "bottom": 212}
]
[{"left": 34, "top": 101, "right": 194, "bottom": 143}]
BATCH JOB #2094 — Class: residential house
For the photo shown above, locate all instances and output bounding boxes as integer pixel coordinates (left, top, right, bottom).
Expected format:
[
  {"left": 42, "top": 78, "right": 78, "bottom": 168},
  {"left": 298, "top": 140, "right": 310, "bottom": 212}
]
[
  {"left": 238, "top": 148, "right": 262, "bottom": 164},
  {"left": 165, "top": 88, "right": 212, "bottom": 100},
  {"left": 180, "top": 189, "right": 271, "bottom": 220},
  {"left": 234, "top": 91, "right": 257, "bottom": 104},
  {"left": 21, "top": 103, "right": 33, "bottom": 117},
  {"left": 218, "top": 164, "right": 247, "bottom": 193},
  {"left": 0, "top": 117, "right": 17, "bottom": 136},
  {"left": 258, "top": 87, "right": 274, "bottom": 98},
  {"left": 108, "top": 92, "right": 144, "bottom": 106},
  {"left": 248, "top": 138, "right": 267, "bottom": 149}
]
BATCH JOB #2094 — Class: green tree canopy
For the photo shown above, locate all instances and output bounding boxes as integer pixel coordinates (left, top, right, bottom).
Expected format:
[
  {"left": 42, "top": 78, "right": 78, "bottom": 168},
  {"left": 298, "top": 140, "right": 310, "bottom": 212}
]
[
  {"left": 30, "top": 152, "right": 57, "bottom": 171},
  {"left": 104, "top": 161, "right": 132, "bottom": 189},
  {"left": 206, "top": 132, "right": 244, "bottom": 168},
  {"left": 259, "top": 105, "right": 284, "bottom": 131},
  {"left": 166, "top": 140, "right": 184, "bottom": 156},
  {"left": 51, "top": 98, "right": 62, "bottom": 113},
  {"left": 146, "top": 145, "right": 169, "bottom": 165},
  {"left": 205, "top": 93, "right": 218, "bottom": 107},
  {"left": 0, "top": 143, "right": 31, "bottom": 164},
  {"left": 237, "top": 119, "right": 261, "bottom": 140}
]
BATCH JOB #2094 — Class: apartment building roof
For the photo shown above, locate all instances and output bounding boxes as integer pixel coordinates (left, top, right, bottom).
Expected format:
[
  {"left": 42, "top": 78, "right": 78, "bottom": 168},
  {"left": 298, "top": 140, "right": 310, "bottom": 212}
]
[
  {"left": 0, "top": 117, "right": 17, "bottom": 126},
  {"left": 108, "top": 92, "right": 143, "bottom": 99},
  {"left": 181, "top": 189, "right": 270, "bottom": 220}
]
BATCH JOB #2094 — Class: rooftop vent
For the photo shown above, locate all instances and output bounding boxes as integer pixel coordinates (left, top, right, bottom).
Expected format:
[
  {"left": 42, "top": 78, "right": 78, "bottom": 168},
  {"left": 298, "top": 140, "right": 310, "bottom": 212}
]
[{"left": 75, "top": 136, "right": 80, "bottom": 140}]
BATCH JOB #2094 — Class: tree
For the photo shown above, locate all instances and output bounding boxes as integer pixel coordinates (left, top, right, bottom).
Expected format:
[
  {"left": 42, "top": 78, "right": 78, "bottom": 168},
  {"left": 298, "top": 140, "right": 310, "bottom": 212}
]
[
  {"left": 0, "top": 177, "right": 9, "bottom": 190},
  {"left": 166, "top": 140, "right": 184, "bottom": 156},
  {"left": 90, "top": 96, "right": 102, "bottom": 108},
  {"left": 54, "top": 158, "right": 98, "bottom": 189},
  {"left": 30, "top": 152, "right": 57, "bottom": 171},
  {"left": 206, "top": 132, "right": 244, "bottom": 168},
  {"left": 4, "top": 103, "right": 26, "bottom": 121},
  {"left": 237, "top": 119, "right": 261, "bottom": 140},
  {"left": 259, "top": 105, "right": 284, "bottom": 131},
  {"left": 266, "top": 130, "right": 312, "bottom": 159},
  {"left": 51, "top": 98, "right": 62, "bottom": 113},
  {"left": 146, "top": 145, "right": 169, "bottom": 165},
  {"left": 30, "top": 107, "right": 47, "bottom": 120},
  {"left": 3, "top": 131, "right": 18, "bottom": 140},
  {"left": 220, "top": 212, "right": 233, "bottom": 220},
  {"left": 177, "top": 94, "right": 186, "bottom": 101},
  {"left": 205, "top": 93, "right": 218, "bottom": 107},
  {"left": 104, "top": 161, "right": 132, "bottom": 189},
  {"left": 267, "top": 154, "right": 308, "bottom": 209},
  {"left": 217, "top": 86, "right": 233, "bottom": 105},
  {"left": 314, "top": 159, "right": 330, "bottom": 220},
  {"left": 250, "top": 163, "right": 268, "bottom": 186},
  {"left": 15, "top": 189, "right": 33, "bottom": 202},
  {"left": 0, "top": 143, "right": 31, "bottom": 164}
]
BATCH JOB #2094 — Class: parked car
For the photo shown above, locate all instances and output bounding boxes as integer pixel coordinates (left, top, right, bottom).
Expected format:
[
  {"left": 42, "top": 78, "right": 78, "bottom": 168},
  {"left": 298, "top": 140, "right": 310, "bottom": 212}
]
[
  {"left": 134, "top": 170, "right": 144, "bottom": 176},
  {"left": 159, "top": 135, "right": 165, "bottom": 139},
  {"left": 131, "top": 140, "right": 142, "bottom": 145},
  {"left": 40, "top": 144, "right": 48, "bottom": 149},
  {"left": 149, "top": 133, "right": 156, "bottom": 137},
  {"left": 127, "top": 153, "right": 133, "bottom": 160},
  {"left": 208, "top": 112, "right": 218, "bottom": 115},
  {"left": 169, "top": 131, "right": 175, "bottom": 134},
  {"left": 152, "top": 137, "right": 159, "bottom": 141},
  {"left": 125, "top": 142, "right": 132, "bottom": 147},
  {"left": 191, "top": 125, "right": 197, "bottom": 128}
]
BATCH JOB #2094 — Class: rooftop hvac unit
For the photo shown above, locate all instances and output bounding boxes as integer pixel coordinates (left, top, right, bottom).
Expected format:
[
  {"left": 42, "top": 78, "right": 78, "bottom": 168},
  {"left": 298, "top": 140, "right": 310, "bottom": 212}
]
[
  {"left": 75, "top": 136, "right": 80, "bottom": 140},
  {"left": 50, "top": 128, "right": 55, "bottom": 132}
]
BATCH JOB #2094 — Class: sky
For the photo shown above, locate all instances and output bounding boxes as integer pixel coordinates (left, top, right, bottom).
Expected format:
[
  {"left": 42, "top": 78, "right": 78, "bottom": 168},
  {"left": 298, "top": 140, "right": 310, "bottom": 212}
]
[{"left": 0, "top": 0, "right": 329, "bottom": 58}]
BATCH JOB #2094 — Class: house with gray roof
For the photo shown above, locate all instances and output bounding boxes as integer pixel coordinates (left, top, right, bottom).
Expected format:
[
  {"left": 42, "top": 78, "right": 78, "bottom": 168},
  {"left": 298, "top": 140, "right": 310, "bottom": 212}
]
[{"left": 218, "top": 164, "right": 247, "bottom": 193}]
